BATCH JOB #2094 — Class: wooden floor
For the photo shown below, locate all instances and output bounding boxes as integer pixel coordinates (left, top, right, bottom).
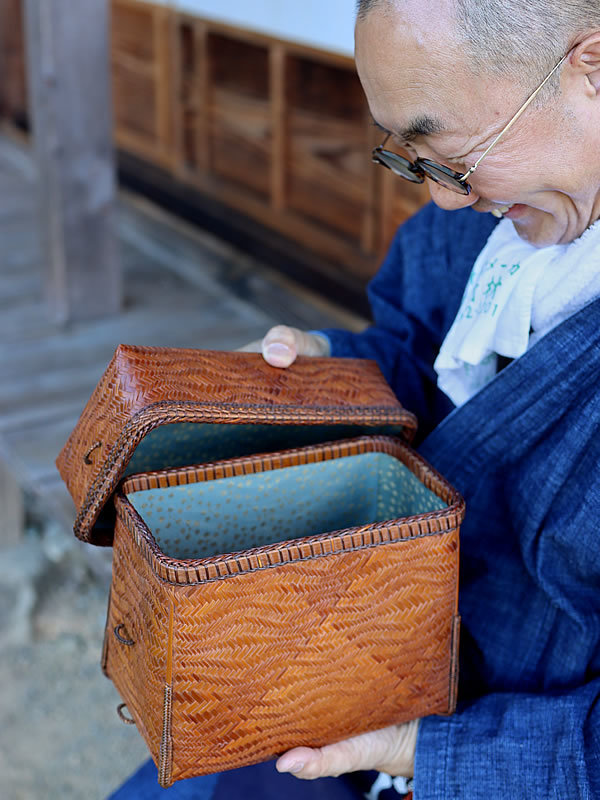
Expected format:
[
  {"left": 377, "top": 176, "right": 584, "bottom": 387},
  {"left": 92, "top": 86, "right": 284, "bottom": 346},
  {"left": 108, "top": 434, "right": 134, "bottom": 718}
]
[{"left": 0, "top": 133, "right": 366, "bottom": 532}]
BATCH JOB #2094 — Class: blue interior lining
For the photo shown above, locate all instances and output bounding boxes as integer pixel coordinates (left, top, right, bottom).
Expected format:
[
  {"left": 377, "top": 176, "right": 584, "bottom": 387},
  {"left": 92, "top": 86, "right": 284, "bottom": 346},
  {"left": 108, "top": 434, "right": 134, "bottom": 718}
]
[
  {"left": 124, "top": 423, "right": 406, "bottom": 477},
  {"left": 127, "top": 452, "right": 446, "bottom": 559}
]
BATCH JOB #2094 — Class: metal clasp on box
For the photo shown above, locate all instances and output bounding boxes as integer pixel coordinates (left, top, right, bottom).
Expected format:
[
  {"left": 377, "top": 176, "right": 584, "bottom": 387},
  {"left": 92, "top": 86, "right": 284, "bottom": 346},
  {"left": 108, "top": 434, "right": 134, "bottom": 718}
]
[
  {"left": 117, "top": 703, "right": 136, "bottom": 725},
  {"left": 113, "top": 623, "right": 135, "bottom": 646},
  {"left": 83, "top": 441, "right": 102, "bottom": 465}
]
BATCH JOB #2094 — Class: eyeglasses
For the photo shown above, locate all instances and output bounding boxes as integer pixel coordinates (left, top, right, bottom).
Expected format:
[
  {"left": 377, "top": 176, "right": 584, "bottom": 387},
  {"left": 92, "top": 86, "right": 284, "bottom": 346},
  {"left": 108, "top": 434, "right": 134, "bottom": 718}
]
[{"left": 371, "top": 53, "right": 569, "bottom": 195}]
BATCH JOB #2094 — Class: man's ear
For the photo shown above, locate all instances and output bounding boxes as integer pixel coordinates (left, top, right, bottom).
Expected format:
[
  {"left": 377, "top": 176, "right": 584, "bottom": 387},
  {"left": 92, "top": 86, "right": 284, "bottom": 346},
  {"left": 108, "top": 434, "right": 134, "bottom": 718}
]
[{"left": 570, "top": 33, "right": 600, "bottom": 94}]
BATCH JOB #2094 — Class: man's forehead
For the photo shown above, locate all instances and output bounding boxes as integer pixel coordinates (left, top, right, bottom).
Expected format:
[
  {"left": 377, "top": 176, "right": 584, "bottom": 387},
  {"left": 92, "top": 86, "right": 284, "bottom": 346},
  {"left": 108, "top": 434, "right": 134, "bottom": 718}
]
[{"left": 356, "top": 6, "right": 477, "bottom": 142}]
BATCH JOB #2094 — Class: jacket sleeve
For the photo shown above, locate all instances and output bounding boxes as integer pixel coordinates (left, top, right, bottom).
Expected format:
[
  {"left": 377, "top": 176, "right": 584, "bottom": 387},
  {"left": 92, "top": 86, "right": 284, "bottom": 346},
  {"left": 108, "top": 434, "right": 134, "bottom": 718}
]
[
  {"left": 415, "top": 680, "right": 600, "bottom": 799},
  {"left": 320, "top": 204, "right": 497, "bottom": 437}
]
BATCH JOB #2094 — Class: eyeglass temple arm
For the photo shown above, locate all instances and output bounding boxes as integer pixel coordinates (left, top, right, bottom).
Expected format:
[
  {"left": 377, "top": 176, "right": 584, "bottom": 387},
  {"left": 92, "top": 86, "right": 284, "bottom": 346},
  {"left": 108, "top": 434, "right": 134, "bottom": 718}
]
[{"left": 459, "top": 54, "right": 569, "bottom": 182}]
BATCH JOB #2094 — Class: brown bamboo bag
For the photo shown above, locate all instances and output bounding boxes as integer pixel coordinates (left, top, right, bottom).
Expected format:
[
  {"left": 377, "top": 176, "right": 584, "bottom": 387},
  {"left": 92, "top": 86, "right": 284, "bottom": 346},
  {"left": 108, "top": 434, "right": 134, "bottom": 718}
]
[{"left": 56, "top": 345, "right": 463, "bottom": 788}]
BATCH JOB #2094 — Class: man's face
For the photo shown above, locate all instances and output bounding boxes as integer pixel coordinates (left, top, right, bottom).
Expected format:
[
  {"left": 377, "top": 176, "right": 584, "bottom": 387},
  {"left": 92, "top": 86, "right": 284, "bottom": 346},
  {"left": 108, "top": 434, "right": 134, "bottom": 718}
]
[{"left": 355, "top": 3, "right": 600, "bottom": 247}]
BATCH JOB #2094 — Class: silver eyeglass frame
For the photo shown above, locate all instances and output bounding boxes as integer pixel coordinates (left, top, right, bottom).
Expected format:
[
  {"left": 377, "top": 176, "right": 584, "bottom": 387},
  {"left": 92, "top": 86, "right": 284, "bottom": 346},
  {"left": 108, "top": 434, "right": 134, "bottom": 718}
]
[{"left": 372, "top": 53, "right": 569, "bottom": 195}]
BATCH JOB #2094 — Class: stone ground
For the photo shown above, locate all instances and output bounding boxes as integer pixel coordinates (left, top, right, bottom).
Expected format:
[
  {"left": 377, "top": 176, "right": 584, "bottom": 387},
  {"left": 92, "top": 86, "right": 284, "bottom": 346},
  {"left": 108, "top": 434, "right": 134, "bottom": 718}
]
[
  {"left": 0, "top": 510, "right": 148, "bottom": 799},
  {"left": 0, "top": 132, "right": 367, "bottom": 800}
]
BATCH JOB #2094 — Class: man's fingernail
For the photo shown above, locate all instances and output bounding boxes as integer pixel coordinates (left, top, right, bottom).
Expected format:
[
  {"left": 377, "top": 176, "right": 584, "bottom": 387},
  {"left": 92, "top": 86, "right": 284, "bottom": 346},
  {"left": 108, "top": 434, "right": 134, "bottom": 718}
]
[
  {"left": 278, "top": 761, "right": 304, "bottom": 774},
  {"left": 263, "top": 343, "right": 293, "bottom": 365},
  {"left": 265, "top": 343, "right": 292, "bottom": 357}
]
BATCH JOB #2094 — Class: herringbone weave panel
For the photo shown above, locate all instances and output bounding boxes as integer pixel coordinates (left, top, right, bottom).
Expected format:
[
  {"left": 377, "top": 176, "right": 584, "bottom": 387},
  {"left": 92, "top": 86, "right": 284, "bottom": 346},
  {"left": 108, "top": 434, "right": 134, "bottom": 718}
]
[
  {"left": 104, "top": 514, "right": 170, "bottom": 759},
  {"left": 55, "top": 346, "right": 417, "bottom": 546},
  {"left": 102, "top": 436, "right": 462, "bottom": 786}
]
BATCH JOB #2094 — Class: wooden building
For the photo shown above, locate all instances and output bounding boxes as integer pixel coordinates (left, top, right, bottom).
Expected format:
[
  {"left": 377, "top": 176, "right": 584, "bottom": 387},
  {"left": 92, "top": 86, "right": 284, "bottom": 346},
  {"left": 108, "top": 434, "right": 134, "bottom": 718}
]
[{"left": 0, "top": 0, "right": 430, "bottom": 309}]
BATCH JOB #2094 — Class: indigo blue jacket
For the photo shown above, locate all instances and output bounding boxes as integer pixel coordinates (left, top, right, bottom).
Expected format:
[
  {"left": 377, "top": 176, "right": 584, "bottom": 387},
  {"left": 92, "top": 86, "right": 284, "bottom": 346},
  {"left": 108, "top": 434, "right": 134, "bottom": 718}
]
[
  {"left": 111, "top": 203, "right": 600, "bottom": 800},
  {"left": 322, "top": 203, "right": 600, "bottom": 799}
]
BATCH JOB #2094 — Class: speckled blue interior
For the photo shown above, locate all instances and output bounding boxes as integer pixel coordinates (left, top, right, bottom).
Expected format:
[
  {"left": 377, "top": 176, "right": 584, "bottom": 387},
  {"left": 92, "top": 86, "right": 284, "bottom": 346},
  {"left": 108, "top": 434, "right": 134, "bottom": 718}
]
[
  {"left": 125, "top": 422, "right": 407, "bottom": 477},
  {"left": 127, "top": 451, "right": 446, "bottom": 559}
]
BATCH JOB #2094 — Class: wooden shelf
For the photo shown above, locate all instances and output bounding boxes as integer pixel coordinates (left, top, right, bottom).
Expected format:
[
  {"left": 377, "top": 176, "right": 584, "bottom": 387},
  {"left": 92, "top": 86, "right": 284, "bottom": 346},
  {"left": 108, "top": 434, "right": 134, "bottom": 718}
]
[
  {"left": 207, "top": 33, "right": 271, "bottom": 200},
  {"left": 110, "top": 0, "right": 174, "bottom": 169},
  {"left": 0, "top": 0, "right": 431, "bottom": 292},
  {"left": 164, "top": 10, "right": 430, "bottom": 282},
  {"left": 286, "top": 54, "right": 371, "bottom": 246}
]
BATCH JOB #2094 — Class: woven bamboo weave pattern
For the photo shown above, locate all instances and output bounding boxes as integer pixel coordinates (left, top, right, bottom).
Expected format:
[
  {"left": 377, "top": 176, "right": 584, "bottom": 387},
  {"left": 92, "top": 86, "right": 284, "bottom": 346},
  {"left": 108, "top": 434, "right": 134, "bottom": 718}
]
[
  {"left": 122, "top": 435, "right": 428, "bottom": 492},
  {"left": 103, "top": 437, "right": 461, "bottom": 784},
  {"left": 106, "top": 512, "right": 459, "bottom": 784},
  {"left": 56, "top": 347, "right": 463, "bottom": 787},
  {"left": 169, "top": 531, "right": 458, "bottom": 781},
  {"left": 104, "top": 514, "right": 174, "bottom": 771},
  {"left": 116, "top": 436, "right": 463, "bottom": 586},
  {"left": 55, "top": 346, "right": 416, "bottom": 545}
]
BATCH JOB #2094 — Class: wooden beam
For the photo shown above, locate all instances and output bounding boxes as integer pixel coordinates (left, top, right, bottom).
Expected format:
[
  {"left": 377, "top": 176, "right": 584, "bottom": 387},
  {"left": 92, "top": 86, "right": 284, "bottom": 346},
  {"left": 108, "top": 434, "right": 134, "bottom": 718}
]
[
  {"left": 23, "top": 0, "right": 121, "bottom": 323},
  {"left": 270, "top": 43, "right": 286, "bottom": 212},
  {"left": 195, "top": 20, "right": 211, "bottom": 174},
  {"left": 154, "top": 5, "right": 175, "bottom": 169}
]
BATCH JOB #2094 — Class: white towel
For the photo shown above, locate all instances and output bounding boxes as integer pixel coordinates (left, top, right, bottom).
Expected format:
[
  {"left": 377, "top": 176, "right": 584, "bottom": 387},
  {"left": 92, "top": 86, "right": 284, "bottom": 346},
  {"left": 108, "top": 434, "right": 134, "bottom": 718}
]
[{"left": 434, "top": 217, "right": 600, "bottom": 406}]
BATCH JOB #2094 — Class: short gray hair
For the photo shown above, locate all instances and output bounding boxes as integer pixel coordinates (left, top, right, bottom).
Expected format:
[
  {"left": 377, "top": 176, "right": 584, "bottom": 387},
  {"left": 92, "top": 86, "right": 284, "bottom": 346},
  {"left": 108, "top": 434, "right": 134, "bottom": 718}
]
[{"left": 356, "top": 0, "right": 600, "bottom": 85}]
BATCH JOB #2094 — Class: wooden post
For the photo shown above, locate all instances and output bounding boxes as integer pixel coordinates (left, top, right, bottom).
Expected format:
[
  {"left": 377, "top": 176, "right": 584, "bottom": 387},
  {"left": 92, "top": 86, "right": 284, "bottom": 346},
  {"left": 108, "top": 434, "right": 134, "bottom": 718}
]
[
  {"left": 0, "top": 458, "right": 24, "bottom": 547},
  {"left": 23, "top": 0, "right": 121, "bottom": 323}
]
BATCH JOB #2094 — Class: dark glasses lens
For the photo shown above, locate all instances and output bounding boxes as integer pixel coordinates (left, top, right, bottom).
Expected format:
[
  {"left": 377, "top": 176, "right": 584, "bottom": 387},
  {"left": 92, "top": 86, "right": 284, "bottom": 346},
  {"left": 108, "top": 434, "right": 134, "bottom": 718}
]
[
  {"left": 418, "top": 159, "right": 471, "bottom": 196},
  {"left": 372, "top": 149, "right": 425, "bottom": 184}
]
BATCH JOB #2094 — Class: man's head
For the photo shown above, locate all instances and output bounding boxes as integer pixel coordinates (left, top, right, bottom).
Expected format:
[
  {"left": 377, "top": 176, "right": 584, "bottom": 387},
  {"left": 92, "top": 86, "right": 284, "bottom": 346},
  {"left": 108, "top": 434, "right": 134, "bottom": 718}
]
[{"left": 355, "top": 0, "right": 600, "bottom": 246}]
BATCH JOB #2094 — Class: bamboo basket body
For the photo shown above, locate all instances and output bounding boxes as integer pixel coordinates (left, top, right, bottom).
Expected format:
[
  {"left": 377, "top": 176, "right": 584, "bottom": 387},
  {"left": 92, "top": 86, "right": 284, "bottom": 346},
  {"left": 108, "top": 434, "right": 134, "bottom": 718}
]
[
  {"left": 102, "top": 436, "right": 461, "bottom": 787},
  {"left": 57, "top": 347, "right": 463, "bottom": 788}
]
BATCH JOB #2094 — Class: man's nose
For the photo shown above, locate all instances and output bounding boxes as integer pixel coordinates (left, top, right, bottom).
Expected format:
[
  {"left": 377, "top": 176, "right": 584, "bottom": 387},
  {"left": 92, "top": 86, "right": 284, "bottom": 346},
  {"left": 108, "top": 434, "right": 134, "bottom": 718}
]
[{"left": 427, "top": 179, "right": 479, "bottom": 211}]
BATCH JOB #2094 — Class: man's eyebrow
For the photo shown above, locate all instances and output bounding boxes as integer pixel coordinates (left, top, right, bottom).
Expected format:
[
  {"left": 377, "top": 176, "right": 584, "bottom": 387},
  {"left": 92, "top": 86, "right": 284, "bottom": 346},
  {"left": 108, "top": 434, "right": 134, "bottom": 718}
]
[
  {"left": 399, "top": 115, "right": 446, "bottom": 142},
  {"left": 372, "top": 115, "right": 446, "bottom": 142}
]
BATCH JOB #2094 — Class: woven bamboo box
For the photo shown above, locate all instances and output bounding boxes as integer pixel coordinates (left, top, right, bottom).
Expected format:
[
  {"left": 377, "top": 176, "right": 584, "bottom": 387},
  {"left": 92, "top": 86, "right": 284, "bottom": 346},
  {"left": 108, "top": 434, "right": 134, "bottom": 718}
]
[{"left": 56, "top": 345, "right": 463, "bottom": 787}]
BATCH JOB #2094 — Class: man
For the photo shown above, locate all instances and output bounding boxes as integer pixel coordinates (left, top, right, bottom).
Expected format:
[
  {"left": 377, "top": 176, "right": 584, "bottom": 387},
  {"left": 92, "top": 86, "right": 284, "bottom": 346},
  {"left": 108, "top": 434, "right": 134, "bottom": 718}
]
[{"left": 113, "top": 1, "right": 600, "bottom": 797}]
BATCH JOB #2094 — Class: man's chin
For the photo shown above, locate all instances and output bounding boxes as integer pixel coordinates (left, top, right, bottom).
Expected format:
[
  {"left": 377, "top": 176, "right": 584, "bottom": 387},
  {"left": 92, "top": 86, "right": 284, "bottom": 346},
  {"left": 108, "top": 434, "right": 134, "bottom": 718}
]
[
  {"left": 476, "top": 204, "right": 570, "bottom": 247},
  {"left": 511, "top": 218, "right": 565, "bottom": 248},
  {"left": 505, "top": 205, "right": 573, "bottom": 247}
]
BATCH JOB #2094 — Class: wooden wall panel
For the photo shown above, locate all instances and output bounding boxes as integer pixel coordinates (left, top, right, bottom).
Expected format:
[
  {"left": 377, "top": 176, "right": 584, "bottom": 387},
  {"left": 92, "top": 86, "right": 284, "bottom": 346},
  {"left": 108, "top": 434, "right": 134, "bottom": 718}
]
[
  {"left": 0, "top": 0, "right": 28, "bottom": 125},
  {"left": 113, "top": 60, "right": 157, "bottom": 139},
  {"left": 111, "top": 0, "right": 174, "bottom": 168},
  {"left": 0, "top": 0, "right": 431, "bottom": 289},
  {"left": 286, "top": 57, "right": 370, "bottom": 245},
  {"left": 156, "top": 9, "right": 430, "bottom": 280},
  {"left": 380, "top": 169, "right": 431, "bottom": 255},
  {"left": 176, "top": 19, "right": 200, "bottom": 172},
  {"left": 112, "top": 2, "right": 155, "bottom": 60},
  {"left": 207, "top": 33, "right": 271, "bottom": 199}
]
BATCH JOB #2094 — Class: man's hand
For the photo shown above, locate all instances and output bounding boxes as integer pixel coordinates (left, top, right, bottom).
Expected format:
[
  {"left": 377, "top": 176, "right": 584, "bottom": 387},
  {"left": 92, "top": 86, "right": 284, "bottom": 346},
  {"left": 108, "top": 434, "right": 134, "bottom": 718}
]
[
  {"left": 275, "top": 720, "right": 419, "bottom": 780},
  {"left": 238, "top": 325, "right": 330, "bottom": 368}
]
